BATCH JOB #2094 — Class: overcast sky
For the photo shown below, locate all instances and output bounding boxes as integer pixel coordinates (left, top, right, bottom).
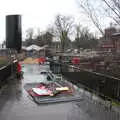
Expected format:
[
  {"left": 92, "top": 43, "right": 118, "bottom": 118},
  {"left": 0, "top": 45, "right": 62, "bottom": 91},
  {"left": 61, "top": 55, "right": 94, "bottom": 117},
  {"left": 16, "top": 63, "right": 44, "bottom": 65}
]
[{"left": 0, "top": 0, "right": 112, "bottom": 43}]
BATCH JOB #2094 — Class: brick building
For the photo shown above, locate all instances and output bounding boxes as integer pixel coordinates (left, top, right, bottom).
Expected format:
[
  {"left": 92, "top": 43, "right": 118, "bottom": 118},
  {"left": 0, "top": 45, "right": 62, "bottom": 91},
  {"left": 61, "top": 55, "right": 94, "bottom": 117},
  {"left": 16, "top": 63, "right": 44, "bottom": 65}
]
[
  {"left": 112, "top": 33, "right": 120, "bottom": 52},
  {"left": 99, "top": 27, "right": 120, "bottom": 52}
]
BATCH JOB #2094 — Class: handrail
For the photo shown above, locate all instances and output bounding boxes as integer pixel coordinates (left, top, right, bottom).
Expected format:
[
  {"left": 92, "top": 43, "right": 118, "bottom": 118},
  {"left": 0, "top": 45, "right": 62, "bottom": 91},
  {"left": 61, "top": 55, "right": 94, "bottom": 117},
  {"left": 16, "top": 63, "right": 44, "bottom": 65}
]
[
  {"left": 68, "top": 64, "right": 120, "bottom": 81},
  {"left": 49, "top": 60, "right": 120, "bottom": 102}
]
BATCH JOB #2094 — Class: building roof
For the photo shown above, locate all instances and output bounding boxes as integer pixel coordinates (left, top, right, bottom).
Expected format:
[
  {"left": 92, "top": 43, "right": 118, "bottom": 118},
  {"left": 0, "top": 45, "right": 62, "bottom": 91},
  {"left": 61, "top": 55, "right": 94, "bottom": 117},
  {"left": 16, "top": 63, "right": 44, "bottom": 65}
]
[
  {"left": 26, "top": 44, "right": 48, "bottom": 51},
  {"left": 112, "top": 32, "right": 120, "bottom": 36}
]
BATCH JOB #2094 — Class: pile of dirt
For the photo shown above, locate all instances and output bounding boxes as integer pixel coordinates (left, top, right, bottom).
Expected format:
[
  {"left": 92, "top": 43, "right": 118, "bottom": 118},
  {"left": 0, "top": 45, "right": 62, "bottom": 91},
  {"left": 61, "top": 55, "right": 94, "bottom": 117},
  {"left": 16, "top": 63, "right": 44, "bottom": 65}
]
[{"left": 22, "top": 58, "right": 38, "bottom": 64}]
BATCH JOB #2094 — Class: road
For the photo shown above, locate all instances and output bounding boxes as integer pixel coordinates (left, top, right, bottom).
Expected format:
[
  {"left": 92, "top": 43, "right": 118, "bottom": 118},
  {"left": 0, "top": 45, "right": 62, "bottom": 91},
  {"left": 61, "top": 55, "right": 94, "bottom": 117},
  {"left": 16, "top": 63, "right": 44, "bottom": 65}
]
[{"left": 0, "top": 64, "right": 119, "bottom": 120}]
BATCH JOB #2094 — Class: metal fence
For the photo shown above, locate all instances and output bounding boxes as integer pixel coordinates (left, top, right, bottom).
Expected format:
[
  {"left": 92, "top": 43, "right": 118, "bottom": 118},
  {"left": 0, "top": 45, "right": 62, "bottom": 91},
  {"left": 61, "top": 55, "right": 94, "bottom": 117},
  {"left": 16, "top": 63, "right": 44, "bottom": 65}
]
[
  {"left": 50, "top": 61, "right": 120, "bottom": 101},
  {"left": 0, "top": 62, "right": 17, "bottom": 88},
  {"left": 61, "top": 64, "right": 120, "bottom": 101}
]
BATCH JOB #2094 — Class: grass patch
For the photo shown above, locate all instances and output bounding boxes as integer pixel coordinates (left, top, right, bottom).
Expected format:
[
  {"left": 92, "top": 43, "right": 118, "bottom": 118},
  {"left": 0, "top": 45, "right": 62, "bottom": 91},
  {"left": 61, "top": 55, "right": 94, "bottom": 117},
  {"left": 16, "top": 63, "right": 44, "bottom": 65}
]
[
  {"left": 0, "top": 56, "right": 9, "bottom": 67},
  {"left": 111, "top": 100, "right": 120, "bottom": 106}
]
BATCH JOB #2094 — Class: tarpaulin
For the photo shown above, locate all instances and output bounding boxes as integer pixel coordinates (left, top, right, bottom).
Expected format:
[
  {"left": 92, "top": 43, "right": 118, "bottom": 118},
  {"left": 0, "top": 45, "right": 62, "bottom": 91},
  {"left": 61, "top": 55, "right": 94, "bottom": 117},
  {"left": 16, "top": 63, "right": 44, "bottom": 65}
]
[
  {"left": 72, "top": 57, "right": 80, "bottom": 65},
  {"left": 37, "top": 57, "right": 46, "bottom": 64},
  {"left": 24, "top": 81, "right": 82, "bottom": 104}
]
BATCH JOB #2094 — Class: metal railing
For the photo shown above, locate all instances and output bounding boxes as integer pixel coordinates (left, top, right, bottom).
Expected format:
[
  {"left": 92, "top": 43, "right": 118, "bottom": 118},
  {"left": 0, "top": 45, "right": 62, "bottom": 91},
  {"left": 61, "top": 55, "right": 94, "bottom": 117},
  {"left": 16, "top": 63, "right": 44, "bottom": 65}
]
[
  {"left": 0, "top": 62, "right": 17, "bottom": 88},
  {"left": 50, "top": 60, "right": 120, "bottom": 101}
]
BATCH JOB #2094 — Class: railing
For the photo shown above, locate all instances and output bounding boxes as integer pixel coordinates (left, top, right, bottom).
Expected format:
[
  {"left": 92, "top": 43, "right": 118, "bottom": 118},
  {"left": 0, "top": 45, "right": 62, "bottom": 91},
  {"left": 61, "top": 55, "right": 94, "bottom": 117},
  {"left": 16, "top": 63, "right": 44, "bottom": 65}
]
[
  {"left": 47, "top": 71, "right": 62, "bottom": 81},
  {"left": 0, "top": 62, "right": 17, "bottom": 88},
  {"left": 50, "top": 60, "right": 120, "bottom": 102}
]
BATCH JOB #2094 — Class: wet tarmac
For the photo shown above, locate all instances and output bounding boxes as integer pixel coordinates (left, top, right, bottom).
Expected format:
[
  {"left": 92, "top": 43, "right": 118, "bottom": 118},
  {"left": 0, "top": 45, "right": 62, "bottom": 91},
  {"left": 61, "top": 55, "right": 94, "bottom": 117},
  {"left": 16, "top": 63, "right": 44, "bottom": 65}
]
[{"left": 0, "top": 64, "right": 119, "bottom": 120}]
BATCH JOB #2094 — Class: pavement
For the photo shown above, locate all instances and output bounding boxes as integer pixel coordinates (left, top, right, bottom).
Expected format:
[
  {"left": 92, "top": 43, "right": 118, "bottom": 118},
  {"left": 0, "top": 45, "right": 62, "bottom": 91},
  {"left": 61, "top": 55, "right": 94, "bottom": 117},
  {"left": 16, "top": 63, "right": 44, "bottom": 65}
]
[{"left": 0, "top": 64, "right": 119, "bottom": 120}]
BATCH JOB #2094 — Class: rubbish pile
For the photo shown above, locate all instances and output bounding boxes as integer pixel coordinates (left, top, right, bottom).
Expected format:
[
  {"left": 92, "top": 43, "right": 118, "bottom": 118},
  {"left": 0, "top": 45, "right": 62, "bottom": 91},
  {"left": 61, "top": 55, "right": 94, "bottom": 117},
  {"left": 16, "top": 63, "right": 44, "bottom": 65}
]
[{"left": 24, "top": 81, "right": 82, "bottom": 104}]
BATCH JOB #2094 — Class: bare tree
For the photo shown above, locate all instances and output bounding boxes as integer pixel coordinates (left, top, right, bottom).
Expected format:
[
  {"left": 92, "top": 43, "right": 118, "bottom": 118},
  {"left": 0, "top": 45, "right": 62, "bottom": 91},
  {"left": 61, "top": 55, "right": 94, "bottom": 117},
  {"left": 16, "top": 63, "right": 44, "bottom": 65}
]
[
  {"left": 74, "top": 24, "right": 98, "bottom": 49},
  {"left": 78, "top": 0, "right": 120, "bottom": 28},
  {"left": 25, "top": 28, "right": 34, "bottom": 46},
  {"left": 26, "top": 28, "right": 34, "bottom": 39},
  {"left": 54, "top": 14, "right": 74, "bottom": 52},
  {"left": 46, "top": 25, "right": 55, "bottom": 36},
  {"left": 101, "top": 0, "right": 120, "bottom": 25},
  {"left": 77, "top": 0, "right": 104, "bottom": 35},
  {"left": 102, "top": 0, "right": 120, "bottom": 17},
  {"left": 36, "top": 28, "right": 41, "bottom": 37}
]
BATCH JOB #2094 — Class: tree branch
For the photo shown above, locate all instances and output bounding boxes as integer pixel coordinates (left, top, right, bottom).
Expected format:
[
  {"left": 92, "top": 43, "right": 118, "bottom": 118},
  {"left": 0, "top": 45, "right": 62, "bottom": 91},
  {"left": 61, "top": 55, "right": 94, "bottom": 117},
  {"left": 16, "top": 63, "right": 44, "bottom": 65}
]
[{"left": 102, "top": 0, "right": 120, "bottom": 19}]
